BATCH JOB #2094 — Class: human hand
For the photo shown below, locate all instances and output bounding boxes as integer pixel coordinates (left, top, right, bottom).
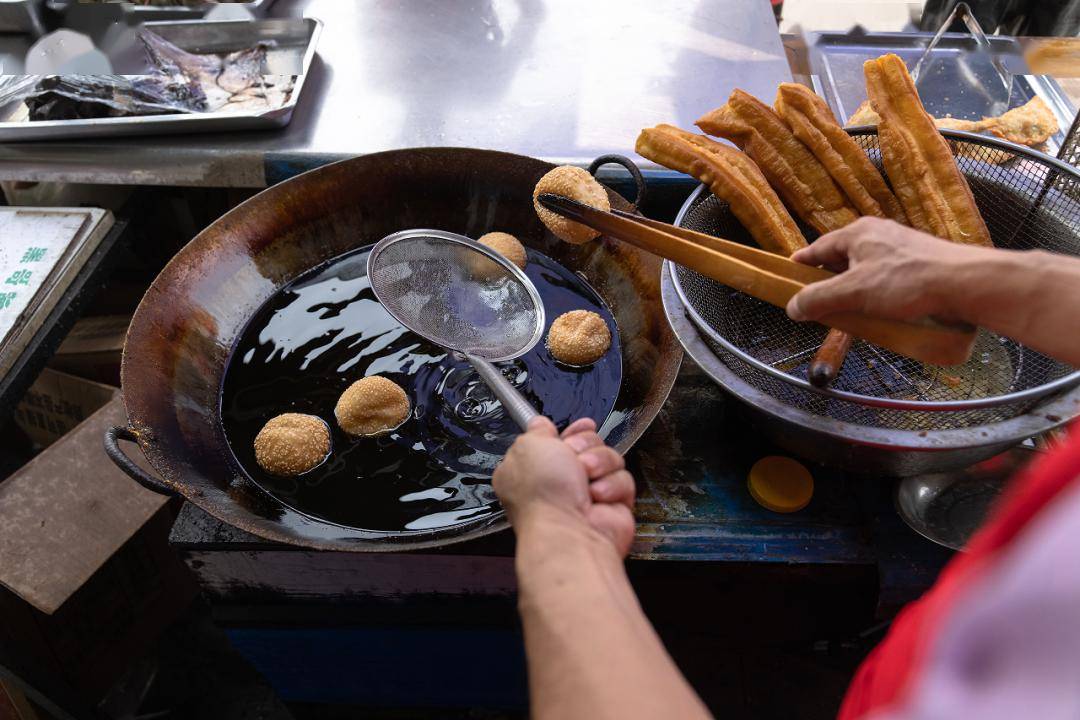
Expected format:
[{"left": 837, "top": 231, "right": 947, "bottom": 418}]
[
  {"left": 559, "top": 418, "right": 636, "bottom": 503},
  {"left": 493, "top": 417, "right": 636, "bottom": 556},
  {"left": 786, "top": 217, "right": 997, "bottom": 324}
]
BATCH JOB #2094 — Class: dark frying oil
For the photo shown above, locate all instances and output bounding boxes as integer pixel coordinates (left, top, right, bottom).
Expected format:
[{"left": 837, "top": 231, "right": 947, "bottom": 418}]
[{"left": 220, "top": 246, "right": 622, "bottom": 533}]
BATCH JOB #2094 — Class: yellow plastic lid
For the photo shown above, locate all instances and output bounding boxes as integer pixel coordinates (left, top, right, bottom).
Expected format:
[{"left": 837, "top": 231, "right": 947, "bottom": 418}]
[{"left": 747, "top": 456, "right": 814, "bottom": 513}]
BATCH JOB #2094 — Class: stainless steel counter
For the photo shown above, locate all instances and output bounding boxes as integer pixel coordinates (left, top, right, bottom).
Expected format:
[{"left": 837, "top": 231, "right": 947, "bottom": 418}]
[{"left": 0, "top": 0, "right": 792, "bottom": 187}]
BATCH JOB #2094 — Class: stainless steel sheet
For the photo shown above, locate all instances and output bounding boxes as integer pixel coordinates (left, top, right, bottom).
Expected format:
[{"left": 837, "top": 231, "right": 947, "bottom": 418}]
[{"left": 0, "top": 0, "right": 794, "bottom": 187}]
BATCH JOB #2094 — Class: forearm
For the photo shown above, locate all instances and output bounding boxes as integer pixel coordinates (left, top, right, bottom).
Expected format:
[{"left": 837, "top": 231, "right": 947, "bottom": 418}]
[
  {"left": 515, "top": 509, "right": 711, "bottom": 720},
  {"left": 947, "top": 250, "right": 1080, "bottom": 366}
]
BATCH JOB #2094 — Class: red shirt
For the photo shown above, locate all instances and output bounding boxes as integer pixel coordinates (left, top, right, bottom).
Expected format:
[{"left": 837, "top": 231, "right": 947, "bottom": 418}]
[{"left": 840, "top": 422, "right": 1080, "bottom": 718}]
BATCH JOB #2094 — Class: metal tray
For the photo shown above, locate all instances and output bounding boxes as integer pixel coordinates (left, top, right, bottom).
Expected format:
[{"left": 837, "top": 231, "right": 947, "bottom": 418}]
[
  {"left": 0, "top": 17, "right": 321, "bottom": 142},
  {"left": 807, "top": 30, "right": 1076, "bottom": 156},
  {"left": 895, "top": 444, "right": 1046, "bottom": 550},
  {"left": 0, "top": 35, "right": 32, "bottom": 74},
  {"left": 45, "top": 0, "right": 277, "bottom": 21},
  {"left": 0, "top": 0, "right": 45, "bottom": 35}
]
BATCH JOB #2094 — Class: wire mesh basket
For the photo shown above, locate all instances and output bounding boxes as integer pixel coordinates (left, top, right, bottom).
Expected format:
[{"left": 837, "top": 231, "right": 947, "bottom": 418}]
[{"left": 672, "top": 129, "right": 1080, "bottom": 432}]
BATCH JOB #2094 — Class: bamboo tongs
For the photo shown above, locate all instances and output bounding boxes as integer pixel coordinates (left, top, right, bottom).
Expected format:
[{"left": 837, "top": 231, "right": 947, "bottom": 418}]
[{"left": 536, "top": 194, "right": 976, "bottom": 366}]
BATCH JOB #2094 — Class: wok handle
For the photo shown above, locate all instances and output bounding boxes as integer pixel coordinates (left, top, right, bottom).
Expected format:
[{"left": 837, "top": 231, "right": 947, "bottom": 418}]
[
  {"left": 104, "top": 426, "right": 180, "bottom": 498},
  {"left": 589, "top": 154, "right": 648, "bottom": 209}
]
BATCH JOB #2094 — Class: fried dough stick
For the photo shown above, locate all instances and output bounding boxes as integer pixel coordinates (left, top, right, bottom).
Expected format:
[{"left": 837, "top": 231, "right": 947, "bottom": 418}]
[
  {"left": 697, "top": 89, "right": 860, "bottom": 235},
  {"left": 635, "top": 124, "right": 806, "bottom": 256},
  {"left": 698, "top": 90, "right": 866, "bottom": 385},
  {"left": 864, "top": 54, "right": 992, "bottom": 246},
  {"left": 775, "top": 83, "right": 908, "bottom": 225},
  {"left": 637, "top": 124, "right": 856, "bottom": 386}
]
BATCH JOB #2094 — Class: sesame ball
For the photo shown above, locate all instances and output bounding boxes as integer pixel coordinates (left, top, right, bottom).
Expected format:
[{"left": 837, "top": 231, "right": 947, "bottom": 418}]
[
  {"left": 254, "top": 413, "right": 331, "bottom": 477},
  {"left": 533, "top": 166, "right": 611, "bottom": 245},
  {"left": 547, "top": 310, "right": 612, "bottom": 366},
  {"left": 478, "top": 232, "right": 528, "bottom": 271},
  {"left": 335, "top": 376, "right": 411, "bottom": 437}
]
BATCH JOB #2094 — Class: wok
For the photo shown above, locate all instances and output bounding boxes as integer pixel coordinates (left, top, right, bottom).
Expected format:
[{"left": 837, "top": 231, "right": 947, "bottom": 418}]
[{"left": 105, "top": 148, "right": 682, "bottom": 552}]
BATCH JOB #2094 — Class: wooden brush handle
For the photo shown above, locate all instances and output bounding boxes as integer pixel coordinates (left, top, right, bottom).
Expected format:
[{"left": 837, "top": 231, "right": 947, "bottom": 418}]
[{"left": 808, "top": 329, "right": 854, "bottom": 388}]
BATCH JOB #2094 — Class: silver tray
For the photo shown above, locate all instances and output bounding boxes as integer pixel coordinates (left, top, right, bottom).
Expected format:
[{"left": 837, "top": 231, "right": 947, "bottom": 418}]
[
  {"left": 807, "top": 30, "right": 1076, "bottom": 156},
  {"left": 0, "top": 16, "right": 321, "bottom": 142},
  {"left": 45, "top": 0, "right": 277, "bottom": 21},
  {"left": 0, "top": 0, "right": 46, "bottom": 35},
  {"left": 895, "top": 444, "right": 1044, "bottom": 550}
]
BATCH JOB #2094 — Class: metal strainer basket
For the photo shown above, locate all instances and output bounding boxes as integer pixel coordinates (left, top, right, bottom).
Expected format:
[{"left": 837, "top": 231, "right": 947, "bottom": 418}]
[{"left": 672, "top": 129, "right": 1080, "bottom": 433}]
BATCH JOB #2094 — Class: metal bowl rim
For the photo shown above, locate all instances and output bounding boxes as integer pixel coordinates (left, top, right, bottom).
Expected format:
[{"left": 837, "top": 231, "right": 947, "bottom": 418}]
[{"left": 662, "top": 263, "right": 1080, "bottom": 451}]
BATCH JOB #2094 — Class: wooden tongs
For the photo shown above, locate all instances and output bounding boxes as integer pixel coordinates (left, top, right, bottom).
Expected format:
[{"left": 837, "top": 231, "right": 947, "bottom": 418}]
[{"left": 536, "top": 194, "right": 976, "bottom": 366}]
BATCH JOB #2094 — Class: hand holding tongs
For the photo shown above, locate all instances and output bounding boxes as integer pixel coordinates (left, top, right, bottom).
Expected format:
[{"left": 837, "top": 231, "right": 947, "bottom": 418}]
[{"left": 536, "top": 194, "right": 976, "bottom": 367}]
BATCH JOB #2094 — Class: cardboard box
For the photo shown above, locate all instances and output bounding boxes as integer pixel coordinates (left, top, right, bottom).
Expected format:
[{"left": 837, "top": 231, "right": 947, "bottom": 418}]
[
  {"left": 13, "top": 368, "right": 120, "bottom": 449},
  {"left": 48, "top": 315, "right": 129, "bottom": 386},
  {"left": 0, "top": 397, "right": 196, "bottom": 705}
]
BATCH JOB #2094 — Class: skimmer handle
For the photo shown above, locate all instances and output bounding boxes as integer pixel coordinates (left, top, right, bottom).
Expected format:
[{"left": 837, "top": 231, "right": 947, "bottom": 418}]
[{"left": 465, "top": 354, "right": 539, "bottom": 430}]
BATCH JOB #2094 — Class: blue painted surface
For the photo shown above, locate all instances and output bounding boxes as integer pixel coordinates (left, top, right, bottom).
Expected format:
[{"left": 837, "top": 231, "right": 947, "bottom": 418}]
[
  {"left": 630, "top": 365, "right": 887, "bottom": 566},
  {"left": 634, "top": 525, "right": 873, "bottom": 564},
  {"left": 226, "top": 626, "right": 528, "bottom": 709},
  {"left": 265, "top": 153, "right": 346, "bottom": 186}
]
